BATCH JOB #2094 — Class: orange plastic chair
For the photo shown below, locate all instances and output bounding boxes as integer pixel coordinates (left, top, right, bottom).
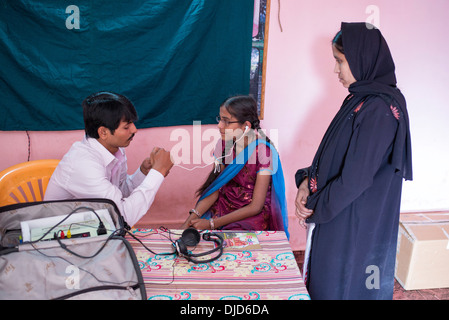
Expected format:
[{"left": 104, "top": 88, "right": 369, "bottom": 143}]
[{"left": 0, "top": 159, "right": 60, "bottom": 207}]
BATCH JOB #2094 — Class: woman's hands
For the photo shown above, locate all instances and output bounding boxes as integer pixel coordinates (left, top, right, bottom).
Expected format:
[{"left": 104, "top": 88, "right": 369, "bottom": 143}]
[
  {"left": 188, "top": 218, "right": 212, "bottom": 230},
  {"left": 180, "top": 214, "right": 199, "bottom": 230},
  {"left": 295, "top": 178, "right": 314, "bottom": 228},
  {"left": 180, "top": 215, "right": 212, "bottom": 230}
]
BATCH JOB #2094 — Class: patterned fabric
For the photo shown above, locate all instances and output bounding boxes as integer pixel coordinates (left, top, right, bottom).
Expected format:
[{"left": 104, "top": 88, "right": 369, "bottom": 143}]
[{"left": 127, "top": 229, "right": 309, "bottom": 300}]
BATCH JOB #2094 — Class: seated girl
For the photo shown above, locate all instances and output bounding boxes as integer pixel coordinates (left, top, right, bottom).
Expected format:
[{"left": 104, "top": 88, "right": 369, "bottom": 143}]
[{"left": 180, "top": 95, "right": 289, "bottom": 238}]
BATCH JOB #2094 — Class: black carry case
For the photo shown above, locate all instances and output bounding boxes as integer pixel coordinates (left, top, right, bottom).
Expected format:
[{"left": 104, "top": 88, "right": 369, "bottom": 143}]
[{"left": 0, "top": 198, "right": 147, "bottom": 300}]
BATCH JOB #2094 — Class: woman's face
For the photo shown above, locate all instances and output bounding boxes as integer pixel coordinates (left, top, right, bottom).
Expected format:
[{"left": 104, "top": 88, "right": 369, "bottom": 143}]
[
  {"left": 217, "top": 106, "right": 245, "bottom": 141},
  {"left": 332, "top": 45, "right": 356, "bottom": 88}
]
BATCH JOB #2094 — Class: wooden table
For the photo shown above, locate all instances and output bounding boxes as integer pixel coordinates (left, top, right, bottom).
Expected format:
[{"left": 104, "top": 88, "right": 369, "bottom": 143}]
[{"left": 127, "top": 229, "right": 310, "bottom": 300}]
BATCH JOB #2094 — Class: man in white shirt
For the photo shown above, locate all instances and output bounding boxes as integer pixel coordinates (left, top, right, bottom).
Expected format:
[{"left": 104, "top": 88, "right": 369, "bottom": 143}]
[{"left": 44, "top": 91, "right": 173, "bottom": 227}]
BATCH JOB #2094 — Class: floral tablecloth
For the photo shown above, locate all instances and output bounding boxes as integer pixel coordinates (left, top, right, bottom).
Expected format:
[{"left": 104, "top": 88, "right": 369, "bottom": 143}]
[{"left": 127, "top": 229, "right": 310, "bottom": 300}]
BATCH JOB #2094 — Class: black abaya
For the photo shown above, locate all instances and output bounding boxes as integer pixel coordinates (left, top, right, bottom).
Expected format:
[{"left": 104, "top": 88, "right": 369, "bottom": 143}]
[{"left": 296, "top": 22, "right": 412, "bottom": 300}]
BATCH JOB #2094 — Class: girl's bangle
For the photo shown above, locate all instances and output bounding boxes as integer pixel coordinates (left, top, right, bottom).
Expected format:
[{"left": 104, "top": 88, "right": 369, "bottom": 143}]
[
  {"left": 189, "top": 209, "right": 200, "bottom": 217},
  {"left": 209, "top": 218, "right": 215, "bottom": 230}
]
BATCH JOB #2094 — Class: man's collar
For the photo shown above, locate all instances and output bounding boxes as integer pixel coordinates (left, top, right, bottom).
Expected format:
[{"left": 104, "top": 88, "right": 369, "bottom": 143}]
[{"left": 84, "top": 136, "right": 125, "bottom": 166}]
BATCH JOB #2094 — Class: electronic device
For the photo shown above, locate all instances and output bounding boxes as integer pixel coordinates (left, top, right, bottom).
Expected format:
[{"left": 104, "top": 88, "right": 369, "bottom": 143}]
[
  {"left": 20, "top": 208, "right": 115, "bottom": 242},
  {"left": 174, "top": 228, "right": 224, "bottom": 264}
]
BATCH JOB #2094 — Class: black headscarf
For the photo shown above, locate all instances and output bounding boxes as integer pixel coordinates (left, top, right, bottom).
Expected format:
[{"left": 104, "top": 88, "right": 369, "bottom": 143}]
[
  {"left": 296, "top": 22, "right": 413, "bottom": 191},
  {"left": 343, "top": 22, "right": 412, "bottom": 181}
]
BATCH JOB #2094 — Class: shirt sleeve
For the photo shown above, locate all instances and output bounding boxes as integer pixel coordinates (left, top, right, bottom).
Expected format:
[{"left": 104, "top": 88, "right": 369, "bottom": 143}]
[
  {"left": 120, "top": 167, "right": 146, "bottom": 197},
  {"left": 295, "top": 167, "right": 310, "bottom": 188},
  {"left": 119, "top": 169, "right": 164, "bottom": 227},
  {"left": 62, "top": 158, "right": 164, "bottom": 227}
]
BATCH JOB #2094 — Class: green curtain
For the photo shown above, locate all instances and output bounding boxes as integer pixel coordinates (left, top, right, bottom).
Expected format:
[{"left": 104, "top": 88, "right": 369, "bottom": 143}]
[{"left": 0, "top": 0, "right": 253, "bottom": 130}]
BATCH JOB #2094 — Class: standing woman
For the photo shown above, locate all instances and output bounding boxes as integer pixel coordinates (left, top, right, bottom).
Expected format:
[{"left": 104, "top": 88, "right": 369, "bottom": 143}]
[{"left": 295, "top": 23, "right": 412, "bottom": 299}]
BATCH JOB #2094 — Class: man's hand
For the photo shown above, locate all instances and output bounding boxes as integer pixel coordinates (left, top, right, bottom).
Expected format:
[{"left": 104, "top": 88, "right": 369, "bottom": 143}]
[
  {"left": 140, "top": 157, "right": 152, "bottom": 175},
  {"left": 150, "top": 147, "right": 173, "bottom": 177}
]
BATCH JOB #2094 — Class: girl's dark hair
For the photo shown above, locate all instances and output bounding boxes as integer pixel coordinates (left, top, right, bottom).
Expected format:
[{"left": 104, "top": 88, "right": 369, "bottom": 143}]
[
  {"left": 332, "top": 30, "right": 344, "bottom": 54},
  {"left": 82, "top": 92, "right": 138, "bottom": 138},
  {"left": 222, "top": 95, "right": 261, "bottom": 130},
  {"left": 196, "top": 95, "right": 271, "bottom": 197}
]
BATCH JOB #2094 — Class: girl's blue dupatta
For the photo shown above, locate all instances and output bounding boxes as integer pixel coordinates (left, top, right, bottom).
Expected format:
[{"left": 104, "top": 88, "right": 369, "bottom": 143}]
[{"left": 199, "top": 139, "right": 289, "bottom": 239}]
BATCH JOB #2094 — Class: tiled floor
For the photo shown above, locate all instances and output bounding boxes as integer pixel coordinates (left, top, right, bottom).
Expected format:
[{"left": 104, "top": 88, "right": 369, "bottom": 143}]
[
  {"left": 393, "top": 280, "right": 449, "bottom": 300},
  {"left": 293, "top": 251, "right": 449, "bottom": 300}
]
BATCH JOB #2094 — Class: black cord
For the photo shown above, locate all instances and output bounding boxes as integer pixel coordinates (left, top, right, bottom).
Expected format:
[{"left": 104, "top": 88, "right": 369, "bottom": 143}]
[
  {"left": 26, "top": 130, "right": 31, "bottom": 161},
  {"left": 26, "top": 207, "right": 176, "bottom": 259},
  {"left": 54, "top": 228, "right": 123, "bottom": 259},
  {"left": 31, "top": 224, "right": 184, "bottom": 288},
  {"left": 23, "top": 213, "right": 182, "bottom": 291},
  {"left": 24, "top": 206, "right": 106, "bottom": 245},
  {"left": 56, "top": 226, "right": 173, "bottom": 260},
  {"left": 124, "top": 227, "right": 180, "bottom": 286},
  {"left": 29, "top": 237, "right": 145, "bottom": 292},
  {"left": 124, "top": 229, "right": 177, "bottom": 257}
]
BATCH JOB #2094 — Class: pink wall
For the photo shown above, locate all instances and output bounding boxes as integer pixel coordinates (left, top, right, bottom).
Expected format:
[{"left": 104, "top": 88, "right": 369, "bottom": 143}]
[
  {"left": 1, "top": 0, "right": 449, "bottom": 250},
  {"left": 261, "top": 0, "right": 449, "bottom": 249}
]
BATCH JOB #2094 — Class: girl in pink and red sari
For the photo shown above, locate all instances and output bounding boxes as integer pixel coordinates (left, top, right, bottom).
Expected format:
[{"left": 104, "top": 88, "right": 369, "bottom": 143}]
[{"left": 181, "top": 96, "right": 289, "bottom": 238}]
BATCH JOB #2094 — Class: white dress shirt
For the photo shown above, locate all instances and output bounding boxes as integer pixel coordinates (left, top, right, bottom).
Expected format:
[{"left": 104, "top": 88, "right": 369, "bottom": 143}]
[{"left": 44, "top": 137, "right": 164, "bottom": 227}]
